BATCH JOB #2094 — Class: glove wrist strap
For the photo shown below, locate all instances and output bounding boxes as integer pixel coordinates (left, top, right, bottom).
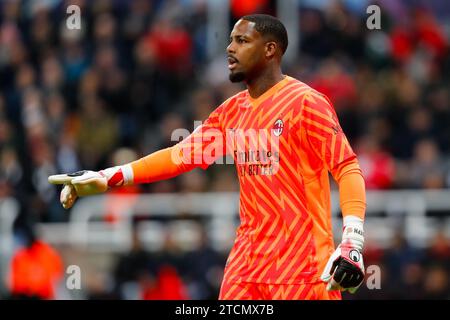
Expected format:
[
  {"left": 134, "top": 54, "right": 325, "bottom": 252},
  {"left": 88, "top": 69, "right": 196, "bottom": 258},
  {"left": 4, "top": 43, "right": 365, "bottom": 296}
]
[
  {"left": 99, "top": 164, "right": 134, "bottom": 188},
  {"left": 342, "top": 215, "right": 364, "bottom": 251}
]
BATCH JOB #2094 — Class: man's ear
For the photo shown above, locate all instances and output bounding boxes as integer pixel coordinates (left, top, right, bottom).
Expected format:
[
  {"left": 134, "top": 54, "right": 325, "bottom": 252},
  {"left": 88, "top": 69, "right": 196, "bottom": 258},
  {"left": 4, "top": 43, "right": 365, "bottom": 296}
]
[{"left": 265, "top": 41, "right": 277, "bottom": 59}]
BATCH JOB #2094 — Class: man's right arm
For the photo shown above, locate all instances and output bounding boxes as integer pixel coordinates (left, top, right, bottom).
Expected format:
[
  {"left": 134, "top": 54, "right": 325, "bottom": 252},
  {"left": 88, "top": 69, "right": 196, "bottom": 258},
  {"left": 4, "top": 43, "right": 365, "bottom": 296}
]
[
  {"left": 48, "top": 146, "right": 193, "bottom": 209},
  {"left": 49, "top": 102, "right": 229, "bottom": 209}
]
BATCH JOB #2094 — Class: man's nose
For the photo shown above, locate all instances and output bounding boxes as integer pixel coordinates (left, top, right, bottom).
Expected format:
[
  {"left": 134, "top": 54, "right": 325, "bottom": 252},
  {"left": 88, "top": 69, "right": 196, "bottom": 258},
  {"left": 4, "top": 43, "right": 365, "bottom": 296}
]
[{"left": 227, "top": 42, "right": 235, "bottom": 54}]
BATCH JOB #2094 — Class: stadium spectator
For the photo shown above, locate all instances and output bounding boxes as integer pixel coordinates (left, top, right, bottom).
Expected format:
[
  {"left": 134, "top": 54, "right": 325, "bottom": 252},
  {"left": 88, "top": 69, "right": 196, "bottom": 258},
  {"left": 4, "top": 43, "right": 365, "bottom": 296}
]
[
  {"left": 356, "top": 135, "right": 395, "bottom": 189},
  {"left": 8, "top": 225, "right": 63, "bottom": 299}
]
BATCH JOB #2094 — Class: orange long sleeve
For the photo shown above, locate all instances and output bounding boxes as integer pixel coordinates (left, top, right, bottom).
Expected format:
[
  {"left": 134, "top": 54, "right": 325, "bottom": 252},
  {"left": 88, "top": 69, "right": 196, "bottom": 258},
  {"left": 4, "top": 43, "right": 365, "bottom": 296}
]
[
  {"left": 129, "top": 146, "right": 194, "bottom": 184},
  {"left": 331, "top": 159, "right": 366, "bottom": 220}
]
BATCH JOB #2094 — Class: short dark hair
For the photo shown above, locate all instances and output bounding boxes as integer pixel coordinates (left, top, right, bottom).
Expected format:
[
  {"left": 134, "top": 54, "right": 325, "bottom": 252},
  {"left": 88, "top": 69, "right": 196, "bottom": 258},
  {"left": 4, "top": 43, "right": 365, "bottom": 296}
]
[{"left": 241, "top": 14, "right": 288, "bottom": 54}]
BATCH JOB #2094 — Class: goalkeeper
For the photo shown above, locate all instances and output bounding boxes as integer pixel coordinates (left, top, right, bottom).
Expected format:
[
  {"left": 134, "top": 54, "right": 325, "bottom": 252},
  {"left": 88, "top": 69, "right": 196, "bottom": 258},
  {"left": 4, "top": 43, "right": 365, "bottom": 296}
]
[{"left": 49, "top": 14, "right": 366, "bottom": 299}]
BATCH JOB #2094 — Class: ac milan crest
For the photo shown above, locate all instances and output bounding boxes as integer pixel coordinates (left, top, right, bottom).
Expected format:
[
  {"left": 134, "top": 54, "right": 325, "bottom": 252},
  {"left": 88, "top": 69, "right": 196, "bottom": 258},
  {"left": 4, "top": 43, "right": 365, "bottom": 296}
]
[{"left": 272, "top": 119, "right": 284, "bottom": 137}]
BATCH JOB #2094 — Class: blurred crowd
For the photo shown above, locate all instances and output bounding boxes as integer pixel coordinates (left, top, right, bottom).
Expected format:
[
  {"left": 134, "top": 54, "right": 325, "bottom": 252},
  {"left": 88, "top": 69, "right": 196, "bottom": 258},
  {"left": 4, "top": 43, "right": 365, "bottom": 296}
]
[{"left": 0, "top": 0, "right": 450, "bottom": 300}]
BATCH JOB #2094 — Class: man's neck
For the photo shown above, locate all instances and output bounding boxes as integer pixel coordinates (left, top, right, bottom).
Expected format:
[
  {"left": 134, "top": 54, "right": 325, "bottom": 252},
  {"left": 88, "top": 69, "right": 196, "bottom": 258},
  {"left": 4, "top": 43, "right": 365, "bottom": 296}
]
[{"left": 246, "top": 67, "right": 285, "bottom": 99}]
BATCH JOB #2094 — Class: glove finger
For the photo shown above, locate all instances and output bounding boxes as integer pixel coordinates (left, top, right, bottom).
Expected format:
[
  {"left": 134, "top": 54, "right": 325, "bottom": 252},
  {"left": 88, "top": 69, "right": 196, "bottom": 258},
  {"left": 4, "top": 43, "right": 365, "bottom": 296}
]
[
  {"left": 320, "top": 248, "right": 341, "bottom": 282},
  {"left": 345, "top": 276, "right": 364, "bottom": 294},
  {"left": 48, "top": 174, "right": 75, "bottom": 185},
  {"left": 335, "top": 259, "right": 365, "bottom": 288},
  {"left": 72, "top": 177, "right": 108, "bottom": 196},
  {"left": 49, "top": 170, "right": 91, "bottom": 185},
  {"left": 71, "top": 170, "right": 101, "bottom": 185},
  {"left": 341, "top": 271, "right": 363, "bottom": 288},
  {"left": 327, "top": 278, "right": 342, "bottom": 291},
  {"left": 334, "top": 270, "right": 347, "bottom": 286},
  {"left": 61, "top": 184, "right": 77, "bottom": 209},
  {"left": 347, "top": 286, "right": 358, "bottom": 294}
]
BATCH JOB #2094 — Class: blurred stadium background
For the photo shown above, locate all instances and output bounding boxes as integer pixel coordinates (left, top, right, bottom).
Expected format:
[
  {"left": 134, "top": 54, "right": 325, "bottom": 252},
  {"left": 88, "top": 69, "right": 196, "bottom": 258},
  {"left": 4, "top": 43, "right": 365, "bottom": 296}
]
[{"left": 0, "top": 0, "right": 449, "bottom": 300}]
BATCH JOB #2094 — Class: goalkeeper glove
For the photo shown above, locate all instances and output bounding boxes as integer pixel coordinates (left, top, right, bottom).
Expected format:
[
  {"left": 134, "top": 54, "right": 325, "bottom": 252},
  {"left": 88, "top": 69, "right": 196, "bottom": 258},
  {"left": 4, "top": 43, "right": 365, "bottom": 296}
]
[
  {"left": 48, "top": 166, "right": 133, "bottom": 209},
  {"left": 320, "top": 215, "right": 365, "bottom": 293}
]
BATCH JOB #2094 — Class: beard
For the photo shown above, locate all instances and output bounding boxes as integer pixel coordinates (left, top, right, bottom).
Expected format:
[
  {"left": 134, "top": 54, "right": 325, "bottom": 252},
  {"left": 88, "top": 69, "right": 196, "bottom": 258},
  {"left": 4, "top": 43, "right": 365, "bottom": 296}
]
[{"left": 229, "top": 70, "right": 246, "bottom": 83}]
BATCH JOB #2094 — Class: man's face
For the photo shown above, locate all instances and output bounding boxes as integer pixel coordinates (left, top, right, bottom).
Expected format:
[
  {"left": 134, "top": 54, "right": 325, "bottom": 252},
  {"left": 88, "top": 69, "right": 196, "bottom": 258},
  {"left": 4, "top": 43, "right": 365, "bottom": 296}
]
[{"left": 227, "top": 19, "right": 267, "bottom": 83}]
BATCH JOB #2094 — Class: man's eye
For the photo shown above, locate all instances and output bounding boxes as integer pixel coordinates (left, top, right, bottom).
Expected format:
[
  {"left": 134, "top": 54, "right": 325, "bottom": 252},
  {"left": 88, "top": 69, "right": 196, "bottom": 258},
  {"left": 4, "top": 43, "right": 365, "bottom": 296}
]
[{"left": 238, "top": 38, "right": 246, "bottom": 43}]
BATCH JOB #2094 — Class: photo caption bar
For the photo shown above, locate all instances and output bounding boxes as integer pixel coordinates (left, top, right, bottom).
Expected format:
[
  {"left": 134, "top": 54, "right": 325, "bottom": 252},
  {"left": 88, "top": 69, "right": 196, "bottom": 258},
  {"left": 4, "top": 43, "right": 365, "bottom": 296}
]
[{"left": 174, "top": 302, "right": 276, "bottom": 319}]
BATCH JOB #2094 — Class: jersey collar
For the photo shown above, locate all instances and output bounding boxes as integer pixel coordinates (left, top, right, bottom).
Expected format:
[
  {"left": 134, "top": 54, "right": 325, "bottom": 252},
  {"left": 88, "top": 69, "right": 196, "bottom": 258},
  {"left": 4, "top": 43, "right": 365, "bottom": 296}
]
[{"left": 247, "top": 75, "right": 292, "bottom": 108}]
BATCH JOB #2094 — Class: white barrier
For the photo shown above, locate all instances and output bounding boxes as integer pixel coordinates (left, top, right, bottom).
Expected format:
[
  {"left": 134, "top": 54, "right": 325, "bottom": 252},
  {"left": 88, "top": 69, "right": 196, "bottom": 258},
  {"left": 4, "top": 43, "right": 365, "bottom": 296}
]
[{"left": 35, "top": 190, "right": 450, "bottom": 252}]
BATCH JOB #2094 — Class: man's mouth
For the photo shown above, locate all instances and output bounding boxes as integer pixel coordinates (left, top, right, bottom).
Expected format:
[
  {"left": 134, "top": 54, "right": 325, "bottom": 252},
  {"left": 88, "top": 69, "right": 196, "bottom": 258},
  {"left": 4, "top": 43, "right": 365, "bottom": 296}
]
[{"left": 228, "top": 56, "right": 238, "bottom": 70}]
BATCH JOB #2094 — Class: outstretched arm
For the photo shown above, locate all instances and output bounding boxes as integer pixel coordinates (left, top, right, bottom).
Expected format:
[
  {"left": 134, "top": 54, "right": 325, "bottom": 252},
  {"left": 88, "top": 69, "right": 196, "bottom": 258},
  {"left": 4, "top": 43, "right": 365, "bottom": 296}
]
[
  {"left": 48, "top": 145, "right": 195, "bottom": 209},
  {"left": 49, "top": 101, "right": 228, "bottom": 209},
  {"left": 128, "top": 145, "right": 194, "bottom": 184}
]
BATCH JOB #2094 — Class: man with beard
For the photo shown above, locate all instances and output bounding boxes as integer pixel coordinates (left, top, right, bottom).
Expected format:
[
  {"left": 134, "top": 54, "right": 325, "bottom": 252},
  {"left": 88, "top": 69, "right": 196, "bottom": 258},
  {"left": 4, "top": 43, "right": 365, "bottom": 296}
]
[{"left": 50, "top": 14, "right": 366, "bottom": 300}]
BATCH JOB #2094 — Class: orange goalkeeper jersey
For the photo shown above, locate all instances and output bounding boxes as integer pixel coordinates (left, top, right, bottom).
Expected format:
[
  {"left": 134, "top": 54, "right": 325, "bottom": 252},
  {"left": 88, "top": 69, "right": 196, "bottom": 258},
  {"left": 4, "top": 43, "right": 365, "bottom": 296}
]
[{"left": 177, "top": 76, "right": 356, "bottom": 284}]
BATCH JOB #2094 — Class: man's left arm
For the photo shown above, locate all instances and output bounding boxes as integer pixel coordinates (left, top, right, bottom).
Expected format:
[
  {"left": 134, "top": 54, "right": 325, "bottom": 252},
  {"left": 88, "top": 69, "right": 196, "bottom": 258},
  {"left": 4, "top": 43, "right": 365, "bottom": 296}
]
[
  {"left": 299, "top": 90, "right": 366, "bottom": 293},
  {"left": 321, "top": 159, "right": 366, "bottom": 293}
]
